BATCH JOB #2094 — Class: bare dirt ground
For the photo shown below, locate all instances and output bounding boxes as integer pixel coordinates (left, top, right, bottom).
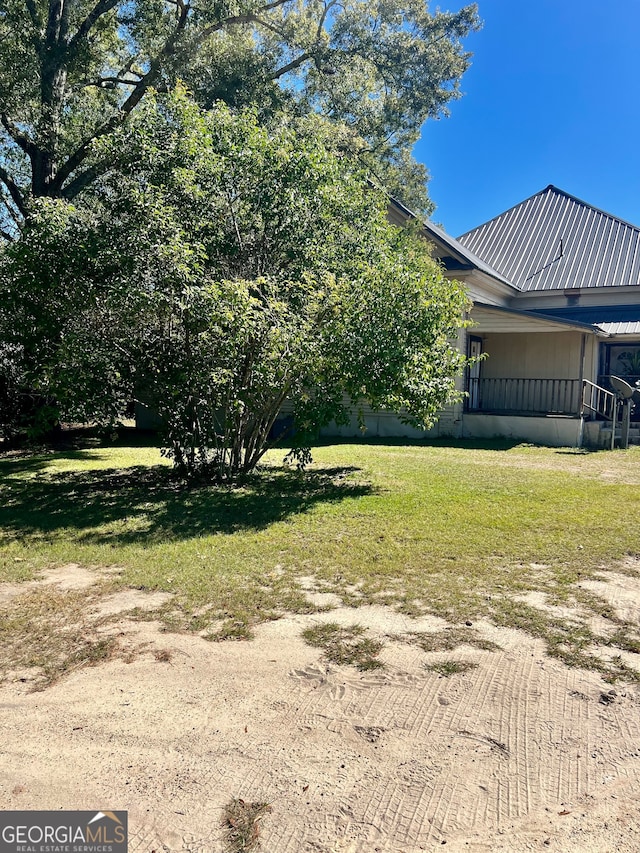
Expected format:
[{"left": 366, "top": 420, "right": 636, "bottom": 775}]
[{"left": 2, "top": 566, "right": 640, "bottom": 852}]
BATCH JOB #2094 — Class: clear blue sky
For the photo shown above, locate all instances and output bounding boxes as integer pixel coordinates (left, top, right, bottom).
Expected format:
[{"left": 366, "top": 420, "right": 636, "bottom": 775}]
[{"left": 415, "top": 0, "right": 640, "bottom": 237}]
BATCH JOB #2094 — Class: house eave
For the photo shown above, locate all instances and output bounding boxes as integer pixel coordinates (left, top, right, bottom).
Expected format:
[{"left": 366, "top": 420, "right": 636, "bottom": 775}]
[
  {"left": 471, "top": 302, "right": 609, "bottom": 335},
  {"left": 386, "top": 195, "right": 521, "bottom": 296}
]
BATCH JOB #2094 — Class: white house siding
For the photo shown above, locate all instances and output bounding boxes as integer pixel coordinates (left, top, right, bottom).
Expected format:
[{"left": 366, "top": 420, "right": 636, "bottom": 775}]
[
  {"left": 584, "top": 334, "right": 600, "bottom": 384},
  {"left": 464, "top": 276, "right": 514, "bottom": 308},
  {"left": 479, "top": 331, "right": 583, "bottom": 380}
]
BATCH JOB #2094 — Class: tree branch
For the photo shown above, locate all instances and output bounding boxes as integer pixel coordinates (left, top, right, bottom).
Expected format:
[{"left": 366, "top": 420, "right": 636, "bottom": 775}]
[
  {"left": 250, "top": 14, "right": 288, "bottom": 39},
  {"left": 1, "top": 113, "right": 37, "bottom": 158},
  {"left": 1, "top": 188, "right": 25, "bottom": 228},
  {"left": 0, "top": 186, "right": 22, "bottom": 238},
  {"left": 84, "top": 76, "right": 142, "bottom": 89},
  {"left": 0, "top": 166, "right": 27, "bottom": 217},
  {"left": 271, "top": 52, "right": 312, "bottom": 80},
  {"left": 60, "top": 165, "right": 101, "bottom": 200},
  {"left": 53, "top": 0, "right": 292, "bottom": 194},
  {"left": 59, "top": 0, "right": 72, "bottom": 45},
  {"left": 194, "top": 0, "right": 291, "bottom": 44},
  {"left": 23, "top": 0, "right": 40, "bottom": 29},
  {"left": 316, "top": 0, "right": 338, "bottom": 39},
  {"left": 45, "top": 0, "right": 65, "bottom": 48},
  {"left": 53, "top": 2, "right": 190, "bottom": 191},
  {"left": 67, "top": 0, "right": 121, "bottom": 52}
]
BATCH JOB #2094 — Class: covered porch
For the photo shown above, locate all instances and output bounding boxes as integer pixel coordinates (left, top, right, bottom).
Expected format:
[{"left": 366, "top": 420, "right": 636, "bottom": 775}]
[{"left": 462, "top": 304, "right": 606, "bottom": 446}]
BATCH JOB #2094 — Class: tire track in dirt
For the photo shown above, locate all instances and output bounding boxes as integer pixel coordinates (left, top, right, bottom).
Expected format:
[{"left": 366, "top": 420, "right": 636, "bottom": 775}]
[
  {"left": 3, "top": 611, "right": 640, "bottom": 851},
  {"left": 274, "top": 631, "right": 640, "bottom": 849}
]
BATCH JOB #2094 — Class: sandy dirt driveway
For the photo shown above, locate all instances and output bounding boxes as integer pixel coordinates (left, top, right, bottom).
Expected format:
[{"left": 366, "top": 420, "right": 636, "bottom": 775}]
[{"left": 2, "top": 573, "right": 640, "bottom": 852}]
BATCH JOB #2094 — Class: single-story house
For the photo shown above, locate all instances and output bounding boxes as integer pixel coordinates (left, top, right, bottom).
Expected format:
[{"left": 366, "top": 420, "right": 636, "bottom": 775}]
[{"left": 324, "top": 185, "right": 640, "bottom": 448}]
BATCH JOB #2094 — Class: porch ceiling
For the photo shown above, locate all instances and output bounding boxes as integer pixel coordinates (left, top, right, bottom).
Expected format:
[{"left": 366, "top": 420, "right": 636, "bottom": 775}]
[{"left": 470, "top": 302, "right": 607, "bottom": 335}]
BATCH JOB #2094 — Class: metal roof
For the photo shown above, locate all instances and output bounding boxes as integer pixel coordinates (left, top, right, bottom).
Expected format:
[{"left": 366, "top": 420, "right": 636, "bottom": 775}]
[
  {"left": 596, "top": 322, "right": 640, "bottom": 336},
  {"left": 534, "top": 304, "right": 640, "bottom": 337},
  {"left": 387, "top": 197, "right": 518, "bottom": 290},
  {"left": 456, "top": 186, "right": 640, "bottom": 293}
]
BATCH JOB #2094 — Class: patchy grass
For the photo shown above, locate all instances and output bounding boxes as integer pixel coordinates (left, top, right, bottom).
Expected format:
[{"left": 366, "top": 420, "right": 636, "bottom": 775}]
[
  {"left": 492, "top": 598, "right": 640, "bottom": 683},
  {"left": 2, "top": 433, "right": 640, "bottom": 682},
  {"left": 395, "top": 627, "right": 500, "bottom": 653},
  {"left": 222, "top": 798, "right": 271, "bottom": 853},
  {"left": 207, "top": 618, "right": 255, "bottom": 642},
  {"left": 425, "top": 660, "right": 478, "bottom": 677},
  {"left": 0, "top": 586, "right": 120, "bottom": 689},
  {"left": 302, "top": 623, "right": 384, "bottom": 671}
]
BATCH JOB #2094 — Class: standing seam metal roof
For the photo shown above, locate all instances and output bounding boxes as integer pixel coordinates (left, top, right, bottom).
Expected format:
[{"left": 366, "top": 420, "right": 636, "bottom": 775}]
[
  {"left": 456, "top": 186, "right": 640, "bottom": 292},
  {"left": 387, "top": 196, "right": 519, "bottom": 290},
  {"left": 533, "top": 305, "right": 640, "bottom": 336}
]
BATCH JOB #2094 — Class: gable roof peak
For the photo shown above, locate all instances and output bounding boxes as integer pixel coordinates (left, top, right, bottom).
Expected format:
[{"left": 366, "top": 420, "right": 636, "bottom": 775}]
[
  {"left": 459, "top": 185, "right": 640, "bottom": 242},
  {"left": 457, "top": 185, "right": 640, "bottom": 292},
  {"left": 538, "top": 184, "right": 640, "bottom": 232}
]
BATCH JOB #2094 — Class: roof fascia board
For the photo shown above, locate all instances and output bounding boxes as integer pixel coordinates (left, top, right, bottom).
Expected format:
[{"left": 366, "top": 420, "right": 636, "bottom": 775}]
[
  {"left": 462, "top": 270, "right": 517, "bottom": 306},
  {"left": 472, "top": 301, "right": 608, "bottom": 336},
  {"left": 387, "top": 196, "right": 520, "bottom": 294}
]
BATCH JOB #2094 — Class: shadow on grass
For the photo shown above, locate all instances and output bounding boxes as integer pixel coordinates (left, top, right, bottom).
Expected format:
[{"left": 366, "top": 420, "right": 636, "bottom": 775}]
[
  {"left": 554, "top": 448, "right": 601, "bottom": 456},
  {"left": 0, "top": 463, "right": 372, "bottom": 544},
  {"left": 0, "top": 448, "right": 118, "bottom": 477},
  {"left": 310, "top": 435, "right": 525, "bottom": 452}
]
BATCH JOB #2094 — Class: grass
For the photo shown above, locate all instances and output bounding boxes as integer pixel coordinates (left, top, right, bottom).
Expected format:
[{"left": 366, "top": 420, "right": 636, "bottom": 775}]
[
  {"left": 302, "top": 622, "right": 384, "bottom": 670},
  {"left": 395, "top": 627, "right": 500, "bottom": 653},
  {"left": 424, "top": 660, "right": 478, "bottom": 677},
  {"left": 0, "top": 585, "right": 120, "bottom": 689},
  {"left": 222, "top": 798, "right": 271, "bottom": 853},
  {"left": 2, "top": 431, "right": 640, "bottom": 682}
]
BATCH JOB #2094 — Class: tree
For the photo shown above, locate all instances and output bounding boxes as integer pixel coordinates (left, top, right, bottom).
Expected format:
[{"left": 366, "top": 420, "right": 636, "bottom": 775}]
[
  {"left": 0, "top": 0, "right": 480, "bottom": 235},
  {"left": 0, "top": 91, "right": 471, "bottom": 477}
]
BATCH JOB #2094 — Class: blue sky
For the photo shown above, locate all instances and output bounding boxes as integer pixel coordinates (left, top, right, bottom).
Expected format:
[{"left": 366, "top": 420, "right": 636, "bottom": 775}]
[{"left": 415, "top": 0, "right": 640, "bottom": 237}]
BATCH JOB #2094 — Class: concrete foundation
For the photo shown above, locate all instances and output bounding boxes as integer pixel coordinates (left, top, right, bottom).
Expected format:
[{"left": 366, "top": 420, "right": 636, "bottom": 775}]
[{"left": 461, "top": 413, "right": 583, "bottom": 447}]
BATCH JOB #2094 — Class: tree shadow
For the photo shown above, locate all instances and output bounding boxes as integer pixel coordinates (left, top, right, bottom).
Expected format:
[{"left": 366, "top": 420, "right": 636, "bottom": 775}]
[
  {"left": 0, "top": 463, "right": 371, "bottom": 544},
  {"left": 0, "top": 447, "right": 116, "bottom": 477},
  {"left": 554, "top": 448, "right": 599, "bottom": 456},
  {"left": 312, "top": 436, "right": 525, "bottom": 451}
]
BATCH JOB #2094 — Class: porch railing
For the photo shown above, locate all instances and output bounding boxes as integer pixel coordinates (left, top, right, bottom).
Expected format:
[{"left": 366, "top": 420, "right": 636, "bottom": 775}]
[
  {"left": 470, "top": 377, "right": 582, "bottom": 415},
  {"left": 581, "top": 379, "right": 617, "bottom": 422}
]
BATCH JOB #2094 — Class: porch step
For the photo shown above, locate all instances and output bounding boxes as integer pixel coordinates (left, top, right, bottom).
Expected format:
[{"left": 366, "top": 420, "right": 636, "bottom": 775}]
[{"left": 598, "top": 426, "right": 640, "bottom": 447}]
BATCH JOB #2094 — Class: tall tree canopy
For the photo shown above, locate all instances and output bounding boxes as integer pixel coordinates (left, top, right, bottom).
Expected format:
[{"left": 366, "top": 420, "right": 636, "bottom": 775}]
[{"left": 0, "top": 0, "right": 479, "bottom": 234}]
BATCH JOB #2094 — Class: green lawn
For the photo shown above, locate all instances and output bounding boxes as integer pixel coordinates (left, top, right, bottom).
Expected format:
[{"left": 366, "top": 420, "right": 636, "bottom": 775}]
[{"left": 2, "top": 433, "right": 640, "bottom": 681}]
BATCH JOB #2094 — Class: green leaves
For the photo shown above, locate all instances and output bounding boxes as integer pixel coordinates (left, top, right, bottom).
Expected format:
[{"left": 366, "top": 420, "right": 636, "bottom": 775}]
[
  {"left": 1, "top": 93, "right": 470, "bottom": 478},
  {"left": 0, "top": 0, "right": 479, "bottom": 232}
]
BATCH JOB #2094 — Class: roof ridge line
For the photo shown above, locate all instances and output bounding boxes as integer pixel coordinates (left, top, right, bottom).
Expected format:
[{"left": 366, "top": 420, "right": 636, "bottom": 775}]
[
  {"left": 456, "top": 186, "right": 552, "bottom": 240},
  {"left": 543, "top": 185, "right": 640, "bottom": 232},
  {"left": 459, "top": 185, "right": 640, "bottom": 241}
]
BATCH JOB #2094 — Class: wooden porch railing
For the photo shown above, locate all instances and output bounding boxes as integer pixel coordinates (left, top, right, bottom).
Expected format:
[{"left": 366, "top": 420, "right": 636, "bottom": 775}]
[{"left": 469, "top": 377, "right": 582, "bottom": 415}]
